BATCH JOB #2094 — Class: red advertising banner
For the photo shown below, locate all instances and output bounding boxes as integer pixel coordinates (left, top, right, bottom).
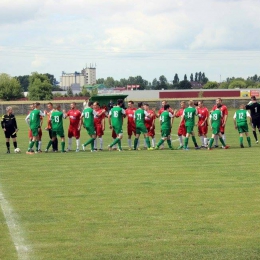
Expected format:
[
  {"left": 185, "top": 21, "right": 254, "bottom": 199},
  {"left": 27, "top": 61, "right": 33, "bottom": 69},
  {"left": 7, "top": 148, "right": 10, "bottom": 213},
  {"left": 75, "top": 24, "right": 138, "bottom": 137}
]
[{"left": 250, "top": 90, "right": 260, "bottom": 97}]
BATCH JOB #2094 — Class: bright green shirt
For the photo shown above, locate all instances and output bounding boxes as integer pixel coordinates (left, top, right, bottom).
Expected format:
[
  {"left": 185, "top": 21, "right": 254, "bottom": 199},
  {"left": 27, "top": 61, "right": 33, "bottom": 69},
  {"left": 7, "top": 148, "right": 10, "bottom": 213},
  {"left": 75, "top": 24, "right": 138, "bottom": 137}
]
[
  {"left": 82, "top": 107, "right": 95, "bottom": 128},
  {"left": 210, "top": 109, "right": 222, "bottom": 127},
  {"left": 29, "top": 109, "right": 42, "bottom": 129},
  {"left": 51, "top": 111, "right": 64, "bottom": 131},
  {"left": 134, "top": 109, "right": 148, "bottom": 127},
  {"left": 183, "top": 107, "right": 197, "bottom": 127},
  {"left": 234, "top": 109, "right": 249, "bottom": 126},
  {"left": 160, "top": 111, "right": 173, "bottom": 130},
  {"left": 109, "top": 106, "right": 125, "bottom": 128}
]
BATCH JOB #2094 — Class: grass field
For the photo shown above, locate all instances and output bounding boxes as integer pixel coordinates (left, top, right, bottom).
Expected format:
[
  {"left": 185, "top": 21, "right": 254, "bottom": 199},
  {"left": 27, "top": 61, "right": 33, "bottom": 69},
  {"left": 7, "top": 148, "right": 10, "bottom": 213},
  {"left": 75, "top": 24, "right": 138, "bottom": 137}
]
[{"left": 1, "top": 110, "right": 260, "bottom": 260}]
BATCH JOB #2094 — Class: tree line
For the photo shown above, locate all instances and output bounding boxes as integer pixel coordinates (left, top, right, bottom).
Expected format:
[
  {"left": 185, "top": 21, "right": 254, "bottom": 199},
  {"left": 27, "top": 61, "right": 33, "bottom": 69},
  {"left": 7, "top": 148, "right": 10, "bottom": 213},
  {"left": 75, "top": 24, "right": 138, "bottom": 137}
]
[{"left": 1, "top": 71, "right": 260, "bottom": 101}]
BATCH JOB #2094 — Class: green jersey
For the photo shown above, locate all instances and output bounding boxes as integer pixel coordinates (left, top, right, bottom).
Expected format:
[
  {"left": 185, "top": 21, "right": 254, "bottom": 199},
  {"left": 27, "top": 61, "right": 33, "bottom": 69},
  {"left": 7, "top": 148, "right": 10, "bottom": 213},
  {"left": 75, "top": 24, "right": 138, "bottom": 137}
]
[
  {"left": 210, "top": 109, "right": 222, "bottom": 127},
  {"left": 82, "top": 107, "right": 96, "bottom": 128},
  {"left": 29, "top": 109, "right": 44, "bottom": 129},
  {"left": 160, "top": 111, "right": 173, "bottom": 130},
  {"left": 51, "top": 111, "right": 64, "bottom": 131},
  {"left": 134, "top": 109, "right": 148, "bottom": 127},
  {"left": 109, "top": 106, "right": 125, "bottom": 128},
  {"left": 183, "top": 107, "right": 197, "bottom": 126},
  {"left": 234, "top": 109, "right": 249, "bottom": 126}
]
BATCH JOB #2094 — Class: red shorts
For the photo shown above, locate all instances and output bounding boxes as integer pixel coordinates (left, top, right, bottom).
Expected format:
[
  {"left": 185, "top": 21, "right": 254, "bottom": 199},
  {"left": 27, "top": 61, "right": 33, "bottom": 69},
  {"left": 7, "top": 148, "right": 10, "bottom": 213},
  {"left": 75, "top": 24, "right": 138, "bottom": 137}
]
[
  {"left": 95, "top": 124, "right": 104, "bottom": 137},
  {"left": 198, "top": 124, "right": 208, "bottom": 135},
  {"left": 220, "top": 125, "right": 225, "bottom": 134},
  {"left": 112, "top": 129, "right": 117, "bottom": 139},
  {"left": 178, "top": 125, "right": 186, "bottom": 136},
  {"left": 68, "top": 127, "right": 80, "bottom": 139},
  {"left": 29, "top": 128, "right": 42, "bottom": 140},
  {"left": 146, "top": 126, "right": 155, "bottom": 137},
  {"left": 127, "top": 124, "right": 136, "bottom": 136}
]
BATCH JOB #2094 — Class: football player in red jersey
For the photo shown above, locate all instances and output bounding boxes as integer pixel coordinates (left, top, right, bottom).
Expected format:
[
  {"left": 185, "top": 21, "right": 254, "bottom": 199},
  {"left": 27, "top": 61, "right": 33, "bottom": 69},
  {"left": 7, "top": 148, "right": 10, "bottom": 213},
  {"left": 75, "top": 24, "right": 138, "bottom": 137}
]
[
  {"left": 64, "top": 102, "right": 82, "bottom": 152},
  {"left": 211, "top": 98, "right": 228, "bottom": 147},
  {"left": 174, "top": 101, "right": 186, "bottom": 149},
  {"left": 93, "top": 101, "right": 105, "bottom": 150},
  {"left": 197, "top": 101, "right": 209, "bottom": 148},
  {"left": 144, "top": 103, "right": 156, "bottom": 148},
  {"left": 125, "top": 100, "right": 137, "bottom": 150}
]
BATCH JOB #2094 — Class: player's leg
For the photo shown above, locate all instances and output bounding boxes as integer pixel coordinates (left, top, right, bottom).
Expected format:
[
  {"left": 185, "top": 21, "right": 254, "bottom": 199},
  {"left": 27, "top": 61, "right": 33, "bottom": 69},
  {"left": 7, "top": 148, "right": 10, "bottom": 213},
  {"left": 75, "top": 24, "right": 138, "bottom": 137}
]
[
  {"left": 117, "top": 133, "right": 123, "bottom": 151},
  {"left": 191, "top": 131, "right": 199, "bottom": 149},
  {"left": 75, "top": 129, "right": 81, "bottom": 152},
  {"left": 37, "top": 129, "right": 42, "bottom": 152},
  {"left": 144, "top": 132, "right": 151, "bottom": 149},
  {"left": 5, "top": 135, "right": 10, "bottom": 153},
  {"left": 183, "top": 131, "right": 190, "bottom": 150},
  {"left": 245, "top": 132, "right": 251, "bottom": 147},
  {"left": 11, "top": 135, "right": 17, "bottom": 150},
  {"left": 166, "top": 132, "right": 173, "bottom": 149},
  {"left": 67, "top": 129, "right": 73, "bottom": 151},
  {"left": 239, "top": 132, "right": 244, "bottom": 148},
  {"left": 198, "top": 126, "right": 204, "bottom": 147},
  {"left": 208, "top": 134, "right": 215, "bottom": 150},
  {"left": 218, "top": 132, "right": 229, "bottom": 149},
  {"left": 134, "top": 130, "right": 140, "bottom": 150},
  {"left": 127, "top": 125, "right": 132, "bottom": 149},
  {"left": 60, "top": 136, "right": 66, "bottom": 152},
  {"left": 156, "top": 136, "right": 166, "bottom": 149}
]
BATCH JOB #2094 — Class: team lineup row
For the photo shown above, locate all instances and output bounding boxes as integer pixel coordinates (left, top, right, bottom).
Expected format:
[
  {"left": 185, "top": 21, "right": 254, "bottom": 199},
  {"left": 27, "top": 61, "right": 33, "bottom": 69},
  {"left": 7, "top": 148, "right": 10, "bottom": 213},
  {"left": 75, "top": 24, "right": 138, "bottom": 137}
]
[{"left": 1, "top": 96, "right": 260, "bottom": 154}]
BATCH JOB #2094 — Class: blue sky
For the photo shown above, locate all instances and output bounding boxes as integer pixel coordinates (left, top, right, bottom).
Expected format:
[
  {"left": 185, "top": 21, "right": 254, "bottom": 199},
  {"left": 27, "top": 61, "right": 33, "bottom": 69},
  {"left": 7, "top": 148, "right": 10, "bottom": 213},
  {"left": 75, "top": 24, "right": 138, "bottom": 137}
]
[{"left": 0, "top": 0, "right": 260, "bottom": 83}]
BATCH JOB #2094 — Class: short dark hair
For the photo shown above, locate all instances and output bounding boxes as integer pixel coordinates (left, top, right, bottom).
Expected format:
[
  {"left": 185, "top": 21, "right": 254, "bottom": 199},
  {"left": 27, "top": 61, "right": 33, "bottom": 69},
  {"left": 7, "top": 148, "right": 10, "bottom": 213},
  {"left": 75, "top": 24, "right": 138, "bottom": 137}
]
[
  {"left": 164, "top": 104, "right": 170, "bottom": 110},
  {"left": 144, "top": 103, "right": 149, "bottom": 106},
  {"left": 138, "top": 102, "right": 143, "bottom": 108},
  {"left": 128, "top": 100, "right": 134, "bottom": 104},
  {"left": 251, "top": 96, "right": 256, "bottom": 101},
  {"left": 117, "top": 99, "right": 124, "bottom": 105},
  {"left": 88, "top": 101, "right": 93, "bottom": 106},
  {"left": 47, "top": 102, "right": 53, "bottom": 106}
]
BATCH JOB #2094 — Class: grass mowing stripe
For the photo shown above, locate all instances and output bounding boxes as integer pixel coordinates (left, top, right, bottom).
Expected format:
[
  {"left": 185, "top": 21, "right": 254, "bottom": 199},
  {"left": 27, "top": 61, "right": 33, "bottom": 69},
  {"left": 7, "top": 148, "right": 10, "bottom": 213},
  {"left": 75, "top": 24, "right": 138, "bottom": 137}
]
[{"left": 0, "top": 183, "right": 31, "bottom": 260}]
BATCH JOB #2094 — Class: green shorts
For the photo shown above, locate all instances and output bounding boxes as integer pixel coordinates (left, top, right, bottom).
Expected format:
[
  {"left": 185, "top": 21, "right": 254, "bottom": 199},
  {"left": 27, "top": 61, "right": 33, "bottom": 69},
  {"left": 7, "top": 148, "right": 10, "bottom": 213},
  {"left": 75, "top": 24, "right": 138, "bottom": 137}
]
[
  {"left": 185, "top": 125, "right": 194, "bottom": 134},
  {"left": 31, "top": 127, "right": 39, "bottom": 137},
  {"left": 161, "top": 129, "right": 171, "bottom": 138},
  {"left": 52, "top": 130, "right": 64, "bottom": 138},
  {"left": 136, "top": 125, "right": 148, "bottom": 135},
  {"left": 86, "top": 126, "right": 96, "bottom": 136},
  {"left": 237, "top": 124, "right": 249, "bottom": 134},
  {"left": 112, "top": 126, "right": 123, "bottom": 135},
  {"left": 212, "top": 126, "right": 220, "bottom": 135}
]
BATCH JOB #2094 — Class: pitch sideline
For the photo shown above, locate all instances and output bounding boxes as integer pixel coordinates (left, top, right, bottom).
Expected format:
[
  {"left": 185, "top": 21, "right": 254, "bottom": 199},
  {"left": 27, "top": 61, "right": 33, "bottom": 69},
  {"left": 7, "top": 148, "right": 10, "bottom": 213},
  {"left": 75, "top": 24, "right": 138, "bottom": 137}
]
[{"left": 0, "top": 183, "right": 31, "bottom": 260}]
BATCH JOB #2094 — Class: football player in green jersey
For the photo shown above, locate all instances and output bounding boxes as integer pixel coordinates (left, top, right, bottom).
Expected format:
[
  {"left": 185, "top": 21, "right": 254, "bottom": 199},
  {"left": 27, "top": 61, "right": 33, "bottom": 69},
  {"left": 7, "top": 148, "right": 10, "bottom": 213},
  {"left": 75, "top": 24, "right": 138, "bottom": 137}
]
[
  {"left": 45, "top": 104, "right": 66, "bottom": 152},
  {"left": 155, "top": 104, "right": 174, "bottom": 150},
  {"left": 233, "top": 104, "right": 251, "bottom": 148},
  {"left": 108, "top": 99, "right": 126, "bottom": 151},
  {"left": 25, "top": 102, "right": 45, "bottom": 154},
  {"left": 133, "top": 102, "right": 153, "bottom": 150},
  {"left": 180, "top": 100, "right": 200, "bottom": 150},
  {"left": 208, "top": 104, "right": 229, "bottom": 150},
  {"left": 81, "top": 101, "right": 105, "bottom": 152}
]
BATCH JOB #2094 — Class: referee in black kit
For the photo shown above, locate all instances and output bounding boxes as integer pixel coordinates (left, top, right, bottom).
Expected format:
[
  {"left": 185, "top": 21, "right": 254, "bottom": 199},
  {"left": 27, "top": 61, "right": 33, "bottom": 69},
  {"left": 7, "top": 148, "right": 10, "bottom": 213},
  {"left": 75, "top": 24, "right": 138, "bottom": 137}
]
[
  {"left": 246, "top": 96, "right": 260, "bottom": 144},
  {"left": 1, "top": 106, "right": 18, "bottom": 153}
]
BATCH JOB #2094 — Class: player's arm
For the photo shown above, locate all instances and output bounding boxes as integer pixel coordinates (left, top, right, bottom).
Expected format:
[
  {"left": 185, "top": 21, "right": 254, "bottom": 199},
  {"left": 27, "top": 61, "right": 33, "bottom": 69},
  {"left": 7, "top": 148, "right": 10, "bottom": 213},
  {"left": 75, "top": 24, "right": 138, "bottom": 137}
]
[
  {"left": 25, "top": 114, "right": 30, "bottom": 126},
  {"left": 209, "top": 115, "right": 212, "bottom": 129},
  {"left": 179, "top": 110, "right": 185, "bottom": 127},
  {"left": 79, "top": 113, "right": 84, "bottom": 130},
  {"left": 170, "top": 112, "right": 174, "bottom": 128},
  {"left": 233, "top": 113, "right": 237, "bottom": 129},
  {"left": 222, "top": 107, "right": 228, "bottom": 126},
  {"left": 1, "top": 115, "right": 5, "bottom": 130},
  {"left": 102, "top": 116, "right": 105, "bottom": 131},
  {"left": 13, "top": 116, "right": 19, "bottom": 132},
  {"left": 108, "top": 112, "right": 112, "bottom": 129},
  {"left": 63, "top": 110, "right": 68, "bottom": 118},
  {"left": 39, "top": 110, "right": 45, "bottom": 117},
  {"left": 246, "top": 111, "right": 252, "bottom": 125}
]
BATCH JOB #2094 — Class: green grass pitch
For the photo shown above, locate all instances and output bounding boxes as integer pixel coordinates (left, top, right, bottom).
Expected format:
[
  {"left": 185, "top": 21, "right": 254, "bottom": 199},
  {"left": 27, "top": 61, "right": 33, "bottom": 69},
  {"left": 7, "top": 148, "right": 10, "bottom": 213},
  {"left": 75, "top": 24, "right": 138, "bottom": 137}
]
[{"left": 1, "top": 110, "right": 260, "bottom": 259}]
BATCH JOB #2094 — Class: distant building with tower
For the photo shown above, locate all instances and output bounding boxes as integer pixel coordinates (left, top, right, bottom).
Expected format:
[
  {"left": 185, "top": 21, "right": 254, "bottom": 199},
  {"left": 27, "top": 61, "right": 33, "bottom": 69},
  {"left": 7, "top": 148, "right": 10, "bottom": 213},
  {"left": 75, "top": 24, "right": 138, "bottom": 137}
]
[{"left": 60, "top": 64, "right": 96, "bottom": 91}]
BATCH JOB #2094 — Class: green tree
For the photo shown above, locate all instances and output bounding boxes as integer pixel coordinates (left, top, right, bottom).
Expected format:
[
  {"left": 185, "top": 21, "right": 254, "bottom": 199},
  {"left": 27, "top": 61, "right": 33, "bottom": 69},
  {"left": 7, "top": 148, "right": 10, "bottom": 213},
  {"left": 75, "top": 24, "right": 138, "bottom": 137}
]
[
  {"left": 28, "top": 72, "right": 53, "bottom": 100},
  {"left": 152, "top": 78, "right": 159, "bottom": 89},
  {"left": 228, "top": 80, "right": 247, "bottom": 89},
  {"left": 67, "top": 87, "right": 74, "bottom": 97},
  {"left": 104, "top": 77, "right": 115, "bottom": 88},
  {"left": 80, "top": 87, "right": 90, "bottom": 97},
  {"left": 158, "top": 75, "right": 168, "bottom": 89},
  {"left": 190, "top": 73, "right": 194, "bottom": 81},
  {"left": 203, "top": 81, "right": 218, "bottom": 89},
  {"left": 96, "top": 78, "right": 105, "bottom": 84},
  {"left": 219, "top": 82, "right": 229, "bottom": 89},
  {"left": 184, "top": 74, "right": 187, "bottom": 81},
  {"left": 0, "top": 73, "right": 24, "bottom": 100},
  {"left": 178, "top": 80, "right": 192, "bottom": 89},
  {"left": 15, "top": 75, "right": 30, "bottom": 91},
  {"left": 195, "top": 72, "right": 198, "bottom": 82},
  {"left": 173, "top": 73, "right": 179, "bottom": 83}
]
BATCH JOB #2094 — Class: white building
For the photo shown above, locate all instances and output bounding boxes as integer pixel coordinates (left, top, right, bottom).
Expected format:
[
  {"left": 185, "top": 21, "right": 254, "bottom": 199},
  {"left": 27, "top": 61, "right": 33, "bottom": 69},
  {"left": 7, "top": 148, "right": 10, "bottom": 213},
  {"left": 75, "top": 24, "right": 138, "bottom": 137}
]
[{"left": 60, "top": 66, "right": 96, "bottom": 90}]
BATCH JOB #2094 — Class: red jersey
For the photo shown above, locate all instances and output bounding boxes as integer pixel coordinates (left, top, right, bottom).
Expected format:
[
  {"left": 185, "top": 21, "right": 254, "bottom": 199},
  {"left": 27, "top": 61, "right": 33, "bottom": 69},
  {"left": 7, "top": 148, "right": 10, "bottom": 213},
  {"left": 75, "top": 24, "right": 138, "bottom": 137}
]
[
  {"left": 94, "top": 109, "right": 105, "bottom": 126},
  {"left": 197, "top": 107, "right": 209, "bottom": 125},
  {"left": 212, "top": 104, "right": 228, "bottom": 124},
  {"left": 175, "top": 108, "right": 185, "bottom": 127},
  {"left": 145, "top": 110, "right": 155, "bottom": 128},
  {"left": 125, "top": 108, "right": 136, "bottom": 125},
  {"left": 67, "top": 109, "right": 81, "bottom": 128},
  {"left": 158, "top": 107, "right": 174, "bottom": 116}
]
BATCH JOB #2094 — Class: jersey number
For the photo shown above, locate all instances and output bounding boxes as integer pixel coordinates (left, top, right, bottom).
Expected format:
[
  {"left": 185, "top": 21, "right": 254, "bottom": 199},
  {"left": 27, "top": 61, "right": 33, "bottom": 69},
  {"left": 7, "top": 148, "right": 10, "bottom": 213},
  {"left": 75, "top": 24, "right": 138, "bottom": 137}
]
[
  {"left": 85, "top": 112, "right": 89, "bottom": 118},
  {"left": 238, "top": 113, "right": 244, "bottom": 119},
  {"left": 187, "top": 112, "right": 192, "bottom": 118},
  {"left": 54, "top": 116, "right": 59, "bottom": 123},
  {"left": 137, "top": 113, "right": 141, "bottom": 120},
  {"left": 213, "top": 114, "right": 218, "bottom": 120},
  {"left": 113, "top": 111, "right": 118, "bottom": 117}
]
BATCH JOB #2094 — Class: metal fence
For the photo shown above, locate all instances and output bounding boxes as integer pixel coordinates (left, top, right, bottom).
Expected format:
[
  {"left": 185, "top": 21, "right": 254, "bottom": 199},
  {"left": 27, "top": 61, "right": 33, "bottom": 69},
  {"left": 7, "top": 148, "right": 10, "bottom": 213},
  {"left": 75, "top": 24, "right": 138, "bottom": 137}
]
[{"left": 0, "top": 99, "right": 251, "bottom": 115}]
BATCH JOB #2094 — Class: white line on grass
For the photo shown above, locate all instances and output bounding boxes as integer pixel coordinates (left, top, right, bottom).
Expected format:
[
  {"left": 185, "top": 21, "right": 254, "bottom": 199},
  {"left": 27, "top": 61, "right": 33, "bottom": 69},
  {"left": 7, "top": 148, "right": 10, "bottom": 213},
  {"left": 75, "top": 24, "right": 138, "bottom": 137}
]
[{"left": 0, "top": 184, "right": 30, "bottom": 260}]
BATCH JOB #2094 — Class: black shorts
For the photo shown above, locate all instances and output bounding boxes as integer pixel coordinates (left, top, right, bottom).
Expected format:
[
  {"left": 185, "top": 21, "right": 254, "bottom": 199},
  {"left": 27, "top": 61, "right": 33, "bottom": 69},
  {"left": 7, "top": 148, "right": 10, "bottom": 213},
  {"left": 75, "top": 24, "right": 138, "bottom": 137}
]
[
  {"left": 4, "top": 129, "right": 17, "bottom": 138},
  {"left": 252, "top": 118, "right": 260, "bottom": 129}
]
